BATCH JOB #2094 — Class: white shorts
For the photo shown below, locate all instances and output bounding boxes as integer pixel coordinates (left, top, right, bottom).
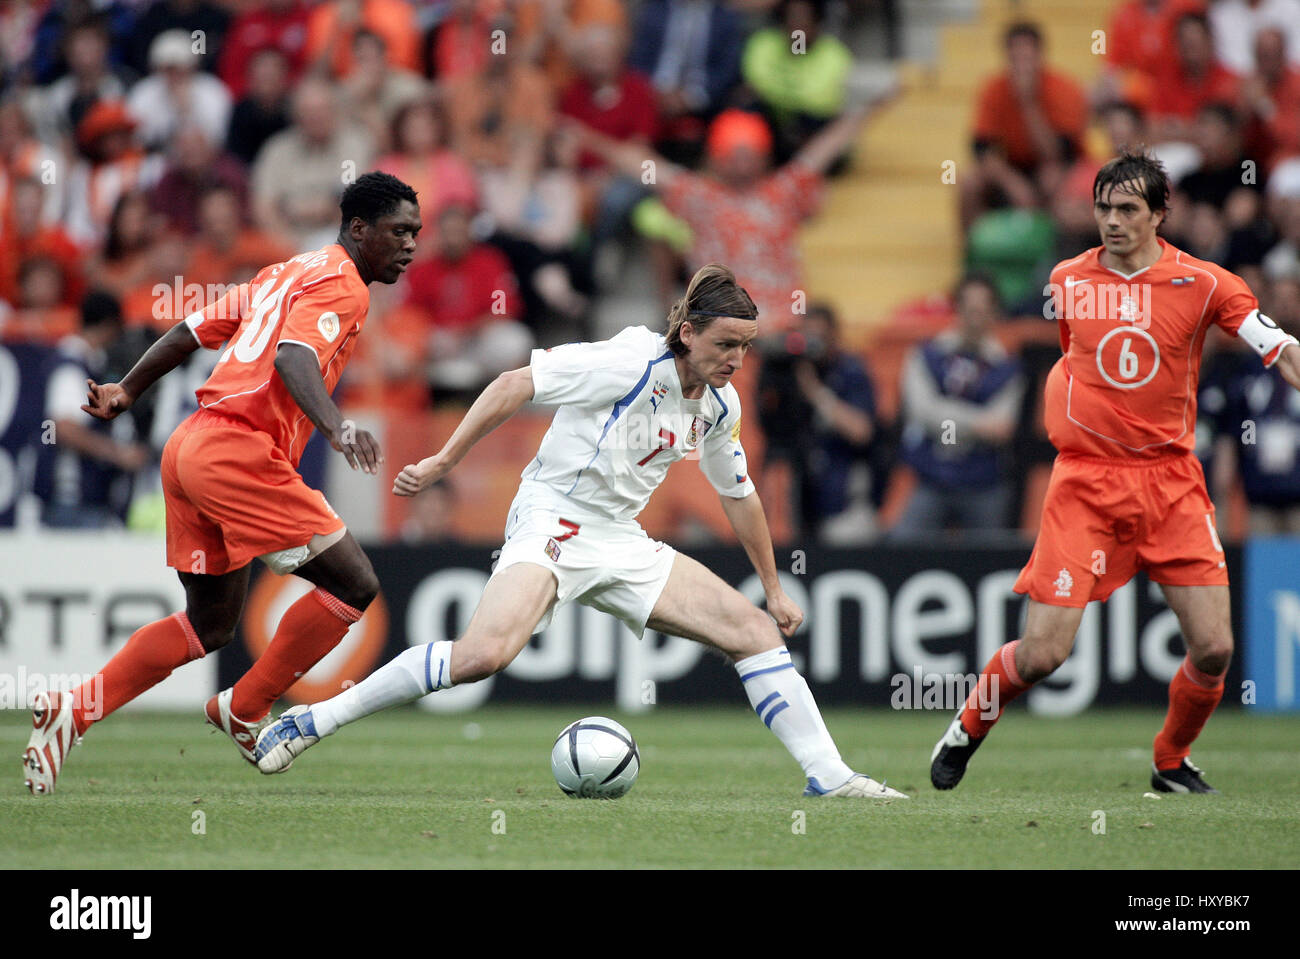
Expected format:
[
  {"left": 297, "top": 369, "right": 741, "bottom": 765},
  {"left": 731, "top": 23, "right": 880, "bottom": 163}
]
[{"left": 490, "top": 499, "right": 677, "bottom": 639}]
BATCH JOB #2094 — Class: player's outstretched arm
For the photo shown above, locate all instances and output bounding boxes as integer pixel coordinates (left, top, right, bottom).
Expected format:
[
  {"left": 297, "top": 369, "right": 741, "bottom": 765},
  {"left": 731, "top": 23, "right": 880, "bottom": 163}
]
[
  {"left": 1275, "top": 342, "right": 1300, "bottom": 392},
  {"left": 274, "top": 341, "right": 382, "bottom": 474},
  {"left": 393, "top": 366, "right": 536, "bottom": 497},
  {"left": 719, "top": 491, "right": 804, "bottom": 637},
  {"left": 81, "top": 320, "right": 202, "bottom": 420}
]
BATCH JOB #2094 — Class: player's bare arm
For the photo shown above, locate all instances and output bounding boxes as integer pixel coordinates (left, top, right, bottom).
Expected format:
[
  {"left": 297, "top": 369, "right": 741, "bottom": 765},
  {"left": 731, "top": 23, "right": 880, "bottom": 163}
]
[
  {"left": 274, "top": 341, "right": 382, "bottom": 474},
  {"left": 1274, "top": 342, "right": 1300, "bottom": 392},
  {"left": 393, "top": 366, "right": 536, "bottom": 496},
  {"left": 81, "top": 320, "right": 203, "bottom": 420},
  {"left": 718, "top": 490, "right": 803, "bottom": 637}
]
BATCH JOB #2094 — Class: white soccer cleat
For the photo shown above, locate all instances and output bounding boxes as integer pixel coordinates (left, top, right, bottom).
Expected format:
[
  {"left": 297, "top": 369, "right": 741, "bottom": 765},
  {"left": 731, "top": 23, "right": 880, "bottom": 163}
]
[
  {"left": 22, "top": 691, "right": 81, "bottom": 797},
  {"left": 204, "top": 687, "right": 271, "bottom": 766},
  {"left": 805, "top": 773, "right": 909, "bottom": 799},
  {"left": 253, "top": 705, "right": 320, "bottom": 774}
]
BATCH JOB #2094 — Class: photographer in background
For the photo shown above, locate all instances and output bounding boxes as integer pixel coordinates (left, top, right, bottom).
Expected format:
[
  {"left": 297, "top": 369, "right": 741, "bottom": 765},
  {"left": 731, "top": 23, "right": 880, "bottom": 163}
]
[
  {"left": 758, "top": 302, "right": 879, "bottom": 544},
  {"left": 890, "top": 273, "right": 1024, "bottom": 540},
  {"left": 1207, "top": 272, "right": 1300, "bottom": 534},
  {"left": 33, "top": 290, "right": 150, "bottom": 528}
]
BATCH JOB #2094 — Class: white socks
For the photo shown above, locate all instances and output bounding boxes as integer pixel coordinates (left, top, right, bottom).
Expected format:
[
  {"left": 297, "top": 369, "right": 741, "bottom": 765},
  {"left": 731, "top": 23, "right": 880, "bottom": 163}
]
[
  {"left": 735, "top": 647, "right": 853, "bottom": 789},
  {"left": 307, "top": 640, "right": 853, "bottom": 790},
  {"left": 311, "top": 641, "right": 455, "bottom": 737}
]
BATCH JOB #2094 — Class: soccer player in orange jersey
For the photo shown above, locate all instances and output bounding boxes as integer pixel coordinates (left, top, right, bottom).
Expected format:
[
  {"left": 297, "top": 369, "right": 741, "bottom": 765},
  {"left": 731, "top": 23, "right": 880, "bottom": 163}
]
[
  {"left": 22, "top": 172, "right": 421, "bottom": 795},
  {"left": 930, "top": 150, "right": 1300, "bottom": 794}
]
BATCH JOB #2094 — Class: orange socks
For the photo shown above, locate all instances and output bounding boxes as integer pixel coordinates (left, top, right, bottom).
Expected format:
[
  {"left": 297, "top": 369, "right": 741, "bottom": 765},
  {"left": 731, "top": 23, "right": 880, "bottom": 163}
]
[
  {"left": 1153, "top": 656, "right": 1225, "bottom": 771},
  {"left": 960, "top": 640, "right": 1031, "bottom": 739},
  {"left": 230, "top": 588, "right": 362, "bottom": 721},
  {"left": 73, "top": 613, "right": 206, "bottom": 736}
]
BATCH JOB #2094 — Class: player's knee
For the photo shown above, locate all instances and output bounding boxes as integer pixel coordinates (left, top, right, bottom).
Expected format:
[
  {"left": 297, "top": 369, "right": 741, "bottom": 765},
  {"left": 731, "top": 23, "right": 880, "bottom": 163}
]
[
  {"left": 1192, "top": 637, "right": 1233, "bottom": 677},
  {"left": 718, "top": 608, "right": 781, "bottom": 661},
  {"left": 1018, "top": 643, "right": 1069, "bottom": 683},
  {"left": 745, "top": 608, "right": 784, "bottom": 655},
  {"left": 192, "top": 622, "right": 237, "bottom": 654},
  {"left": 453, "top": 638, "right": 513, "bottom": 683},
  {"left": 334, "top": 567, "right": 379, "bottom": 612}
]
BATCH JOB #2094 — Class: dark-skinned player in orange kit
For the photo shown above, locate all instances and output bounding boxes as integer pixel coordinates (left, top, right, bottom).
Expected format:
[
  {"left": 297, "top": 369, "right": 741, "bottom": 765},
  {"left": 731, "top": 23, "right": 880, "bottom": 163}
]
[{"left": 23, "top": 172, "right": 421, "bottom": 795}]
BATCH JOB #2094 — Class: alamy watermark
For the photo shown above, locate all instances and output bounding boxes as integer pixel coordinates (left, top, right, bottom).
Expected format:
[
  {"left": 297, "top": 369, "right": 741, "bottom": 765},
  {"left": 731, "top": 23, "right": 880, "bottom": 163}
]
[
  {"left": 1, "top": 667, "right": 102, "bottom": 718},
  {"left": 889, "top": 666, "right": 999, "bottom": 719},
  {"left": 1044, "top": 278, "right": 1153, "bottom": 328}
]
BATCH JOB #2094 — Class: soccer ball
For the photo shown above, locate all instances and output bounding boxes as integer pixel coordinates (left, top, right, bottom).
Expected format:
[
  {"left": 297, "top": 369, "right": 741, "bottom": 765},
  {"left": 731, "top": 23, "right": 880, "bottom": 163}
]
[{"left": 551, "top": 717, "right": 639, "bottom": 798}]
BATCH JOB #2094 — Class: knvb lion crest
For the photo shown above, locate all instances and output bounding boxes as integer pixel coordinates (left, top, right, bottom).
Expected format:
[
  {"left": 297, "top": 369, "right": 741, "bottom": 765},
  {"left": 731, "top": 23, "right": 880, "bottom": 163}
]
[{"left": 1054, "top": 568, "right": 1073, "bottom": 598}]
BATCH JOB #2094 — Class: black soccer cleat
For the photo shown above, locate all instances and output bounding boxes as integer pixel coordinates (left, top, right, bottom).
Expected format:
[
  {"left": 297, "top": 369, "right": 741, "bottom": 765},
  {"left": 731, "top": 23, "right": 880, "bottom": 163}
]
[
  {"left": 930, "top": 713, "right": 985, "bottom": 790},
  {"left": 1151, "top": 759, "right": 1220, "bottom": 794}
]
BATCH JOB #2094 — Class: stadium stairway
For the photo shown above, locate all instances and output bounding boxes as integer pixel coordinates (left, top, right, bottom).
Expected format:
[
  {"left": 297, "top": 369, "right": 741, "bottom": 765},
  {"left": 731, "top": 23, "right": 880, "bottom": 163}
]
[
  {"left": 801, "top": 0, "right": 1113, "bottom": 348},
  {"left": 800, "top": 0, "right": 1120, "bottom": 532}
]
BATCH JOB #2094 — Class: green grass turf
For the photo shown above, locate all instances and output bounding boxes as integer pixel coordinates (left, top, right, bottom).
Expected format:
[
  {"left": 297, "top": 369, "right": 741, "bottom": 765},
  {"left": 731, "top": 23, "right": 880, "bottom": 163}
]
[{"left": 1, "top": 706, "right": 1296, "bottom": 869}]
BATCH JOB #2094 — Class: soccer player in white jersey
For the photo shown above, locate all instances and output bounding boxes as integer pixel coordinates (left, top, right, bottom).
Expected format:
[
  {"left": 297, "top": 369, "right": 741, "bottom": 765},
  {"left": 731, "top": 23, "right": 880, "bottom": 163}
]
[{"left": 255, "top": 264, "right": 905, "bottom": 798}]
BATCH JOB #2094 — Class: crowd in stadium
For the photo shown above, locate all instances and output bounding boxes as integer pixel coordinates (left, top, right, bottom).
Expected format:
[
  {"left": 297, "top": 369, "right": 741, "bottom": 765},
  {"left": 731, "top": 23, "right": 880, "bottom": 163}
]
[{"left": 0, "top": 0, "right": 1298, "bottom": 541}]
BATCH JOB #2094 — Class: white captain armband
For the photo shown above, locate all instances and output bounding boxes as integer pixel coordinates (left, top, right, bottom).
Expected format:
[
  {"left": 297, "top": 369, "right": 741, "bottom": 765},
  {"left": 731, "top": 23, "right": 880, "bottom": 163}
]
[{"left": 1237, "top": 309, "right": 1299, "bottom": 367}]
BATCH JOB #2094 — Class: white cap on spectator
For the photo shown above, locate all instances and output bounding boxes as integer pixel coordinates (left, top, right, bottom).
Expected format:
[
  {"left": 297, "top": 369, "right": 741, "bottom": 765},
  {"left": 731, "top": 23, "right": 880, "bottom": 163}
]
[
  {"left": 1267, "top": 157, "right": 1300, "bottom": 200},
  {"left": 1263, "top": 243, "right": 1300, "bottom": 281},
  {"left": 150, "top": 30, "right": 197, "bottom": 71},
  {"left": 1149, "top": 141, "right": 1202, "bottom": 185}
]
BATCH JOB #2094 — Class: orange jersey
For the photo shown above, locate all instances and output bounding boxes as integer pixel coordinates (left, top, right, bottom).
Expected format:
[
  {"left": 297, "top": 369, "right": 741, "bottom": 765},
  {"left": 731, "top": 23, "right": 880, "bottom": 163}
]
[
  {"left": 1043, "top": 239, "right": 1260, "bottom": 459},
  {"left": 186, "top": 244, "right": 369, "bottom": 467}
]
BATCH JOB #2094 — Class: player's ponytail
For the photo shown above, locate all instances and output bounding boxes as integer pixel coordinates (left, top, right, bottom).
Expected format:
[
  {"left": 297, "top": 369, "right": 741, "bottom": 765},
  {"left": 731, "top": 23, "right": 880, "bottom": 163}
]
[{"left": 665, "top": 263, "right": 759, "bottom": 356}]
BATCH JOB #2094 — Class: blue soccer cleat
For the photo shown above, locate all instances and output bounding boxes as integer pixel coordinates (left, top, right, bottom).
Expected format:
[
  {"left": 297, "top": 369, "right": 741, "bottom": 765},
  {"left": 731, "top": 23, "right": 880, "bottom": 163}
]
[{"left": 254, "top": 705, "right": 320, "bottom": 775}]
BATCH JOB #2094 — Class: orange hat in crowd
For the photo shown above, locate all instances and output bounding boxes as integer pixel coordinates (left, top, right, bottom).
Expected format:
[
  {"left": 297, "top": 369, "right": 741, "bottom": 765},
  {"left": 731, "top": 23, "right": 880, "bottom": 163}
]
[
  {"left": 706, "top": 109, "right": 773, "bottom": 161},
  {"left": 77, "top": 100, "right": 136, "bottom": 150}
]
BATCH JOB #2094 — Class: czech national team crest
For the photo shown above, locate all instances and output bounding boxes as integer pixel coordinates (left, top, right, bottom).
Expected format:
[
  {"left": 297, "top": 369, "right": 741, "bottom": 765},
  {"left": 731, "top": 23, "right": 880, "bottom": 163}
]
[
  {"left": 686, "top": 416, "right": 712, "bottom": 447},
  {"left": 544, "top": 538, "right": 562, "bottom": 562}
]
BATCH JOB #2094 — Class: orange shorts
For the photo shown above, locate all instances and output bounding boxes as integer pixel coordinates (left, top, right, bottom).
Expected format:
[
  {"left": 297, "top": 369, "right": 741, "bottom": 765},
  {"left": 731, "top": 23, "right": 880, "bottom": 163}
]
[
  {"left": 161, "top": 409, "right": 344, "bottom": 575},
  {"left": 1015, "top": 452, "right": 1228, "bottom": 607}
]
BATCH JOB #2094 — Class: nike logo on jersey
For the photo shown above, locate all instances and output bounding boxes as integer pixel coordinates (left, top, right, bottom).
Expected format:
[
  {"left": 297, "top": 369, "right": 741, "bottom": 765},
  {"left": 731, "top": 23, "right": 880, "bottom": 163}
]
[{"left": 1064, "top": 276, "right": 1091, "bottom": 288}]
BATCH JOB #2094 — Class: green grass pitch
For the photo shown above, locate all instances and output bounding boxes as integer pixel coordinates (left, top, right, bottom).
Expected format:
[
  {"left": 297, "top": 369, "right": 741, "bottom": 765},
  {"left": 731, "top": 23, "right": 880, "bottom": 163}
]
[{"left": 2, "top": 706, "right": 1296, "bottom": 869}]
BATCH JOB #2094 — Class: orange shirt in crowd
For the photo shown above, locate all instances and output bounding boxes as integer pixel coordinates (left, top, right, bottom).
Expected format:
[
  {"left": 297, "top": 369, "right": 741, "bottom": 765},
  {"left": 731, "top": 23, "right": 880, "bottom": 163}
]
[
  {"left": 305, "top": 0, "right": 420, "bottom": 78},
  {"left": 972, "top": 67, "right": 1089, "bottom": 171},
  {"left": 1105, "top": 0, "right": 1205, "bottom": 79},
  {"left": 1148, "top": 59, "right": 1241, "bottom": 121},
  {"left": 444, "top": 63, "right": 555, "bottom": 168},
  {"left": 341, "top": 301, "right": 433, "bottom": 412},
  {"left": 0, "top": 222, "right": 85, "bottom": 308},
  {"left": 512, "top": 0, "right": 629, "bottom": 90},
  {"left": 187, "top": 230, "right": 296, "bottom": 289},
  {"left": 1247, "top": 66, "right": 1300, "bottom": 168},
  {"left": 0, "top": 308, "right": 79, "bottom": 344}
]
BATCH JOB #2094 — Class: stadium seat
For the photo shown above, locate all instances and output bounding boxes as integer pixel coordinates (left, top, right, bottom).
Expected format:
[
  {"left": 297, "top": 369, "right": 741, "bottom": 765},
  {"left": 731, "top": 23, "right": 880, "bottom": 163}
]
[{"left": 964, "top": 207, "right": 1056, "bottom": 309}]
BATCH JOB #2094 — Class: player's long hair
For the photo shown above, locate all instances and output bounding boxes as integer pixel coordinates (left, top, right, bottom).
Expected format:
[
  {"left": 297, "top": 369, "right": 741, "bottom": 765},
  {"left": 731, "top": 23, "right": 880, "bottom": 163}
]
[
  {"left": 1094, "top": 149, "right": 1171, "bottom": 220},
  {"left": 665, "top": 264, "right": 759, "bottom": 356}
]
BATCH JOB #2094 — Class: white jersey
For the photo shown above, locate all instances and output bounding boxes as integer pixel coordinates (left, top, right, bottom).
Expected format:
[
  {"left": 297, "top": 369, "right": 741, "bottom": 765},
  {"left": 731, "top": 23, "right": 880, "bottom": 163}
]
[{"left": 517, "top": 325, "right": 755, "bottom": 524}]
